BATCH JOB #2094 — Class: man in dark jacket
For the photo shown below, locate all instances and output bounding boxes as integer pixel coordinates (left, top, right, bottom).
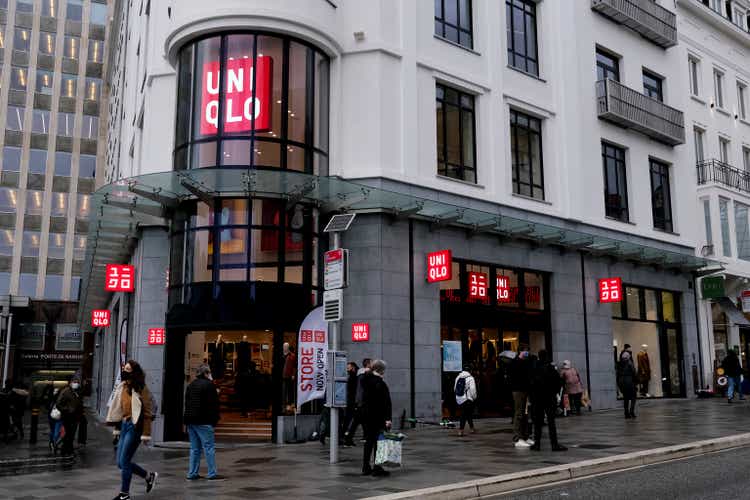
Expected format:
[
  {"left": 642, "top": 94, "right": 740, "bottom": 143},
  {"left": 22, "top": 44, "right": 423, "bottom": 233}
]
[
  {"left": 508, "top": 344, "right": 532, "bottom": 447},
  {"left": 342, "top": 362, "right": 359, "bottom": 446},
  {"left": 56, "top": 376, "right": 83, "bottom": 456},
  {"left": 184, "top": 365, "right": 223, "bottom": 480},
  {"left": 359, "top": 359, "right": 392, "bottom": 477},
  {"left": 618, "top": 350, "right": 637, "bottom": 418},
  {"left": 722, "top": 349, "right": 744, "bottom": 403},
  {"left": 529, "top": 350, "right": 566, "bottom": 451}
]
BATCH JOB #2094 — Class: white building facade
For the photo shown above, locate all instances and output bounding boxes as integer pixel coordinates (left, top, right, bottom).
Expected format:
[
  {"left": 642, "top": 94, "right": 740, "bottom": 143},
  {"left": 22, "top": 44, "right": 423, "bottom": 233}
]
[{"left": 84, "top": 0, "right": 714, "bottom": 443}]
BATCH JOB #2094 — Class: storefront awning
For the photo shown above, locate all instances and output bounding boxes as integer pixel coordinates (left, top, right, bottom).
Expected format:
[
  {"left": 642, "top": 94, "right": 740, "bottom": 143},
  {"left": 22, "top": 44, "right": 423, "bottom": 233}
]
[
  {"left": 716, "top": 297, "right": 750, "bottom": 326},
  {"left": 77, "top": 169, "right": 717, "bottom": 327}
]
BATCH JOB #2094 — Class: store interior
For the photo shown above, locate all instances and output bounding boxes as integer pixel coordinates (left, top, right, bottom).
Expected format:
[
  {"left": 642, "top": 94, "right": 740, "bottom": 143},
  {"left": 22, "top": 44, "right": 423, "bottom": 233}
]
[{"left": 612, "top": 320, "right": 663, "bottom": 398}]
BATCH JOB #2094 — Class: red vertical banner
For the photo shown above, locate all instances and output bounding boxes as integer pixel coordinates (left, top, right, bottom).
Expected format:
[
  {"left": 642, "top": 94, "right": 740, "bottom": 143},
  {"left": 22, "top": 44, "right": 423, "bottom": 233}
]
[{"left": 599, "top": 277, "right": 622, "bottom": 303}]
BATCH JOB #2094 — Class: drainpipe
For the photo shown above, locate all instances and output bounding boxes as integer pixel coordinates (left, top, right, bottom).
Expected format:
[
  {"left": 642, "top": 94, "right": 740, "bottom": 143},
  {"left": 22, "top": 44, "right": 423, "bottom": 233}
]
[
  {"left": 579, "top": 253, "right": 592, "bottom": 404},
  {"left": 408, "top": 219, "right": 416, "bottom": 423},
  {"left": 692, "top": 273, "right": 705, "bottom": 390}
]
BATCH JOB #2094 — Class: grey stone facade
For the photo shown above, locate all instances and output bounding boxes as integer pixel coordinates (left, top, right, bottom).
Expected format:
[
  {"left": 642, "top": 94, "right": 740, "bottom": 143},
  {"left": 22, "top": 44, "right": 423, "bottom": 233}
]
[{"left": 338, "top": 213, "right": 698, "bottom": 421}]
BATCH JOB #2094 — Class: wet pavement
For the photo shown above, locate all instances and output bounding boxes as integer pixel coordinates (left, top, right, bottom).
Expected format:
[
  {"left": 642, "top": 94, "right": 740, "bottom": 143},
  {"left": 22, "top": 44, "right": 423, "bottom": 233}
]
[{"left": 1, "top": 398, "right": 749, "bottom": 499}]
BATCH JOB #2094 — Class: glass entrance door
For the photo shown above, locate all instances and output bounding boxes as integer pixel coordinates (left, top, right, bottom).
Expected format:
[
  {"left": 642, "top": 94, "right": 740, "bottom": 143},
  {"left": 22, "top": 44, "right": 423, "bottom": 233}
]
[{"left": 661, "top": 326, "right": 685, "bottom": 397}]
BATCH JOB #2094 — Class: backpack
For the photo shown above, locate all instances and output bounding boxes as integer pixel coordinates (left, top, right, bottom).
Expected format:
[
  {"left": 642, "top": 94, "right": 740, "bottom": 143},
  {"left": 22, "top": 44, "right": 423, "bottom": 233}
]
[{"left": 455, "top": 377, "right": 467, "bottom": 397}]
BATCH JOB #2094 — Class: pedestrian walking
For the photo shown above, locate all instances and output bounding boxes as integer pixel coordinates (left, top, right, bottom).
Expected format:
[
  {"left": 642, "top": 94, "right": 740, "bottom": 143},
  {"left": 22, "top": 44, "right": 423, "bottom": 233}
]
[
  {"left": 454, "top": 367, "right": 477, "bottom": 436},
  {"left": 508, "top": 345, "right": 533, "bottom": 448},
  {"left": 559, "top": 360, "right": 584, "bottom": 416},
  {"left": 722, "top": 349, "right": 744, "bottom": 403},
  {"left": 359, "top": 359, "right": 392, "bottom": 477},
  {"left": 8, "top": 381, "right": 29, "bottom": 440},
  {"left": 529, "top": 350, "right": 567, "bottom": 451},
  {"left": 184, "top": 364, "right": 224, "bottom": 481},
  {"left": 56, "top": 376, "right": 83, "bottom": 456},
  {"left": 617, "top": 350, "right": 637, "bottom": 419},
  {"left": 43, "top": 383, "right": 62, "bottom": 451},
  {"left": 343, "top": 362, "right": 359, "bottom": 446},
  {"left": 106, "top": 360, "right": 158, "bottom": 500},
  {"left": 346, "top": 358, "right": 371, "bottom": 444}
]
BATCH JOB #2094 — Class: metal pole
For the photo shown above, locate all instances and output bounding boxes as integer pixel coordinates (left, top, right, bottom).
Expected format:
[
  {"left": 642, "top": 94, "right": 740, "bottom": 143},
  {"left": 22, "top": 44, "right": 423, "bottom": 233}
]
[
  {"left": 2, "top": 311, "right": 13, "bottom": 388},
  {"left": 330, "top": 232, "right": 340, "bottom": 464}
]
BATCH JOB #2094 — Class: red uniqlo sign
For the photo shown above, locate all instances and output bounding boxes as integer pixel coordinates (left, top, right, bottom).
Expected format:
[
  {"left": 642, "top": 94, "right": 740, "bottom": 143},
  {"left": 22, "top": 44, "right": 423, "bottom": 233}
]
[
  {"left": 497, "top": 276, "right": 510, "bottom": 303},
  {"left": 352, "top": 323, "right": 370, "bottom": 342},
  {"left": 105, "top": 264, "right": 134, "bottom": 292},
  {"left": 200, "top": 56, "right": 273, "bottom": 135},
  {"left": 468, "top": 272, "right": 488, "bottom": 299},
  {"left": 599, "top": 277, "right": 623, "bottom": 303},
  {"left": 147, "top": 328, "right": 165, "bottom": 345},
  {"left": 91, "top": 310, "right": 110, "bottom": 327},
  {"left": 427, "top": 250, "right": 452, "bottom": 283}
]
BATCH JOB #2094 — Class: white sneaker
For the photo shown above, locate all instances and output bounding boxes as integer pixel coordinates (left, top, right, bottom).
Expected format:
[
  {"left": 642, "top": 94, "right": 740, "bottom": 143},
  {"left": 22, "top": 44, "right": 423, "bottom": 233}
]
[{"left": 514, "top": 439, "right": 532, "bottom": 448}]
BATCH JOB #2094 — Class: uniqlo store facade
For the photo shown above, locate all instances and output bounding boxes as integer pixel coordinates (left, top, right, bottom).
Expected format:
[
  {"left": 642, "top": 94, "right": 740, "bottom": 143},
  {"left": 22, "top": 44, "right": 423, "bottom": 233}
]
[{"left": 83, "top": 28, "right": 709, "bottom": 443}]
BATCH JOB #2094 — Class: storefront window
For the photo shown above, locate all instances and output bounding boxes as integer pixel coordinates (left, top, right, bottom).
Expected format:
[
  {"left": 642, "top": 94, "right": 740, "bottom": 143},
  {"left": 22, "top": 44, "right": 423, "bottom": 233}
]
[
  {"left": 626, "top": 286, "right": 641, "bottom": 320},
  {"left": 662, "top": 291, "right": 676, "bottom": 322},
  {"left": 174, "top": 32, "right": 329, "bottom": 174}
]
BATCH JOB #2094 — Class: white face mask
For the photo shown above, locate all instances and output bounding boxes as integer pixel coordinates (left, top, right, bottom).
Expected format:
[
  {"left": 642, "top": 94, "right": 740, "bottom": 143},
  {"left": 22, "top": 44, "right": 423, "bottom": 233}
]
[
  {"left": 71, "top": 383, "right": 80, "bottom": 390},
  {"left": 207, "top": 374, "right": 213, "bottom": 381}
]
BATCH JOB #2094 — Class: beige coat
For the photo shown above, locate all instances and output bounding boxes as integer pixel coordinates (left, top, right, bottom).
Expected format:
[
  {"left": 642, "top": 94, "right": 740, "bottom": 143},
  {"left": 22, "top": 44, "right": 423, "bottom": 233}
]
[{"left": 105, "top": 381, "right": 153, "bottom": 439}]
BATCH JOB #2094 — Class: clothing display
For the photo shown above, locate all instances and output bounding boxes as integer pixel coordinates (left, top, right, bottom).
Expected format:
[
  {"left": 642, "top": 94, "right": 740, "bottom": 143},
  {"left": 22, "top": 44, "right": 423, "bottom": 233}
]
[{"left": 636, "top": 350, "right": 651, "bottom": 396}]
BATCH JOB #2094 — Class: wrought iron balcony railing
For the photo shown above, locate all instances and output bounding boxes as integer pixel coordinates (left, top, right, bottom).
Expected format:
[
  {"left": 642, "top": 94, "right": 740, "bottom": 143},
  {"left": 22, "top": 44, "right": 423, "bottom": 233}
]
[
  {"left": 596, "top": 78, "right": 685, "bottom": 146},
  {"left": 591, "top": 0, "right": 677, "bottom": 48},
  {"left": 697, "top": 159, "right": 750, "bottom": 194}
]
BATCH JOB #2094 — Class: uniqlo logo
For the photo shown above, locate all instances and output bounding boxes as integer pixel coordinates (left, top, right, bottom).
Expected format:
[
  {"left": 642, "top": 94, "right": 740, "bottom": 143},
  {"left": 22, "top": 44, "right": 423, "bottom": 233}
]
[
  {"left": 599, "top": 278, "right": 622, "bottom": 303},
  {"left": 314, "top": 330, "right": 325, "bottom": 343},
  {"left": 105, "top": 264, "right": 134, "bottom": 292},
  {"left": 497, "top": 276, "right": 510, "bottom": 303},
  {"left": 468, "top": 272, "right": 488, "bottom": 299},
  {"left": 91, "top": 310, "right": 110, "bottom": 327},
  {"left": 352, "top": 323, "right": 370, "bottom": 342},
  {"left": 147, "top": 328, "right": 165, "bottom": 345},
  {"left": 300, "top": 330, "right": 313, "bottom": 343}
]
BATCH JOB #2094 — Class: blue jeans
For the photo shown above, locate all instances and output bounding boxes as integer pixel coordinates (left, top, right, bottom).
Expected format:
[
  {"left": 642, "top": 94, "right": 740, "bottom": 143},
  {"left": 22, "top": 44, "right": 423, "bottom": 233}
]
[
  {"left": 187, "top": 424, "right": 217, "bottom": 478},
  {"left": 728, "top": 376, "right": 743, "bottom": 400},
  {"left": 48, "top": 417, "right": 61, "bottom": 443},
  {"left": 117, "top": 421, "right": 147, "bottom": 493}
]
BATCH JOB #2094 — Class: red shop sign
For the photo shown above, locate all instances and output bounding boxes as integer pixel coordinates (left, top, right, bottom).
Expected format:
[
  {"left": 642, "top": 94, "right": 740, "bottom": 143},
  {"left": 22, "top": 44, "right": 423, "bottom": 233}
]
[
  {"left": 91, "top": 310, "right": 110, "bottom": 327},
  {"left": 147, "top": 328, "right": 166, "bottom": 345},
  {"left": 496, "top": 276, "right": 510, "bottom": 303},
  {"left": 427, "top": 250, "right": 452, "bottom": 283},
  {"left": 200, "top": 55, "right": 273, "bottom": 135},
  {"left": 105, "top": 264, "right": 135, "bottom": 292},
  {"left": 599, "top": 277, "right": 622, "bottom": 303},
  {"left": 351, "top": 323, "right": 370, "bottom": 342},
  {"left": 468, "top": 272, "right": 488, "bottom": 299}
]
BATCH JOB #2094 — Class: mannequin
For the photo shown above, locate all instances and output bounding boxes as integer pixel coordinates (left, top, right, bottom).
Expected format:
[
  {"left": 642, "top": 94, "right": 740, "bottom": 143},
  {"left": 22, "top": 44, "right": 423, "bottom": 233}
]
[
  {"left": 211, "top": 334, "right": 226, "bottom": 379},
  {"left": 282, "top": 342, "right": 297, "bottom": 411},
  {"left": 637, "top": 345, "right": 651, "bottom": 397},
  {"left": 236, "top": 335, "right": 250, "bottom": 374}
]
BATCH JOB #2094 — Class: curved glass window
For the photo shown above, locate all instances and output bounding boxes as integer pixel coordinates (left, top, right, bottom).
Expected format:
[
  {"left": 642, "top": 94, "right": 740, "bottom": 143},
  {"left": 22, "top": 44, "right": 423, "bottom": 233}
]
[
  {"left": 174, "top": 33, "right": 329, "bottom": 174},
  {"left": 169, "top": 197, "right": 318, "bottom": 290}
]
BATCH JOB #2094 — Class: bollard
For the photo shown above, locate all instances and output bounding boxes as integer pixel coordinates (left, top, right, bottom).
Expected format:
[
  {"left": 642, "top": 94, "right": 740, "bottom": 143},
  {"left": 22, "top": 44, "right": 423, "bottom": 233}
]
[{"left": 30, "top": 408, "right": 39, "bottom": 444}]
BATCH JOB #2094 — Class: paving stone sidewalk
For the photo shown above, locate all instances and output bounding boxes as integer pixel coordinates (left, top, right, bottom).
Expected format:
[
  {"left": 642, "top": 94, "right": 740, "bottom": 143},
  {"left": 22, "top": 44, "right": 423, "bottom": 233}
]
[{"left": 2, "top": 398, "right": 750, "bottom": 499}]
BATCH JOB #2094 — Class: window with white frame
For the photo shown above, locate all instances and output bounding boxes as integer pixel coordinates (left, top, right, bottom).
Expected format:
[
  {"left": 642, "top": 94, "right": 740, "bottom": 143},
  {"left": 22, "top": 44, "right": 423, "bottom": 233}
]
[
  {"left": 735, "top": 201, "right": 750, "bottom": 261},
  {"left": 738, "top": 81, "right": 748, "bottom": 120},
  {"left": 719, "top": 136, "right": 731, "bottom": 164},
  {"left": 720, "top": 197, "right": 732, "bottom": 257},
  {"left": 714, "top": 69, "right": 725, "bottom": 108},
  {"left": 694, "top": 127, "right": 705, "bottom": 163},
  {"left": 743, "top": 146, "right": 750, "bottom": 172},
  {"left": 703, "top": 198, "right": 713, "bottom": 252},
  {"left": 688, "top": 56, "right": 700, "bottom": 97}
]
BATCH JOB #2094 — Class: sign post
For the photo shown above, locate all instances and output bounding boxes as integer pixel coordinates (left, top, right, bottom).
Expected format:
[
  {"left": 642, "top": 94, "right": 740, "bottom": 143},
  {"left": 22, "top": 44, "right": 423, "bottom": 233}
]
[{"left": 322, "top": 213, "right": 355, "bottom": 464}]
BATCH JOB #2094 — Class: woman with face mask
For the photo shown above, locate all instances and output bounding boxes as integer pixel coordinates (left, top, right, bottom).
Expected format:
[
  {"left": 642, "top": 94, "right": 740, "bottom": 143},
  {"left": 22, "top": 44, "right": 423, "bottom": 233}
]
[
  {"left": 106, "top": 360, "right": 158, "bottom": 500},
  {"left": 55, "top": 376, "right": 84, "bottom": 456}
]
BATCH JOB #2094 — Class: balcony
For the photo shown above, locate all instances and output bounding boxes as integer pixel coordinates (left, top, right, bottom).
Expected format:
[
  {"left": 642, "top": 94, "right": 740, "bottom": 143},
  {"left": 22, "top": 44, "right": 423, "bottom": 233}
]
[
  {"left": 596, "top": 79, "right": 685, "bottom": 146},
  {"left": 697, "top": 159, "right": 750, "bottom": 194},
  {"left": 591, "top": 0, "right": 677, "bottom": 48}
]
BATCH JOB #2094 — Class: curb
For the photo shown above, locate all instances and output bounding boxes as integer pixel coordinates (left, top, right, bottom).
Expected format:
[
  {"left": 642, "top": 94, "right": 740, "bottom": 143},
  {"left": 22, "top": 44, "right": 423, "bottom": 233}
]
[{"left": 365, "top": 433, "right": 750, "bottom": 500}]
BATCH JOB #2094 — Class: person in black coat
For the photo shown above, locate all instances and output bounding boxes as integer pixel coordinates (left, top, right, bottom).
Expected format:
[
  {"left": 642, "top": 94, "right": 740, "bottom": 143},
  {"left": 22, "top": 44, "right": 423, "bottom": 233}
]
[
  {"left": 721, "top": 349, "right": 744, "bottom": 403},
  {"left": 342, "top": 362, "right": 359, "bottom": 446},
  {"left": 529, "top": 350, "right": 566, "bottom": 451},
  {"left": 359, "top": 359, "right": 392, "bottom": 477},
  {"left": 183, "top": 365, "right": 223, "bottom": 480},
  {"left": 618, "top": 350, "right": 637, "bottom": 419},
  {"left": 508, "top": 345, "right": 532, "bottom": 446}
]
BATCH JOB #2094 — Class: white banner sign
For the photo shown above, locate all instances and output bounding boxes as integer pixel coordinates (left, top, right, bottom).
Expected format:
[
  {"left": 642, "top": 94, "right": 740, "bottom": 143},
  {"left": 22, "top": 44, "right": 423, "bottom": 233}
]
[
  {"left": 443, "top": 341, "right": 462, "bottom": 372},
  {"left": 297, "top": 306, "right": 328, "bottom": 410}
]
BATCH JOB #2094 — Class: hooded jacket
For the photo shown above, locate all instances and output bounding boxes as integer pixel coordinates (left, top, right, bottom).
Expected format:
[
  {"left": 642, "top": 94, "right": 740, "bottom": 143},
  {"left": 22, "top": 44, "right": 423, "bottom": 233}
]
[{"left": 454, "top": 371, "right": 477, "bottom": 405}]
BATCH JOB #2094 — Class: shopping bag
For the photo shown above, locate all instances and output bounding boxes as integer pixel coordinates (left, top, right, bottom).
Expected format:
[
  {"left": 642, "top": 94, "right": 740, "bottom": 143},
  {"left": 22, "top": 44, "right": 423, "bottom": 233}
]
[
  {"left": 581, "top": 390, "right": 591, "bottom": 409},
  {"left": 375, "top": 433, "right": 404, "bottom": 467}
]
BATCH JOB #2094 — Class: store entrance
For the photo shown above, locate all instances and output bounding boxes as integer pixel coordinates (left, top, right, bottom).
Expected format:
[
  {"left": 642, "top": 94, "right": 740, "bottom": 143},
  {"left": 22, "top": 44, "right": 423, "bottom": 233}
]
[{"left": 184, "top": 329, "right": 297, "bottom": 441}]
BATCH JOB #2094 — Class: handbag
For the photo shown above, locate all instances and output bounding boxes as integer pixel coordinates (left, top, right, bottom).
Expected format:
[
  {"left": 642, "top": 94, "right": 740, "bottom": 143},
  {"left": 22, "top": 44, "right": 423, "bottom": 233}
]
[
  {"left": 50, "top": 406, "right": 62, "bottom": 421},
  {"left": 375, "top": 432, "right": 405, "bottom": 467}
]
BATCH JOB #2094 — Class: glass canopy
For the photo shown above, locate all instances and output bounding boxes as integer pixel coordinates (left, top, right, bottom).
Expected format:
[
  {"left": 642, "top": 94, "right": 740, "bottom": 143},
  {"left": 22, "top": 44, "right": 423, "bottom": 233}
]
[{"left": 77, "top": 168, "right": 716, "bottom": 326}]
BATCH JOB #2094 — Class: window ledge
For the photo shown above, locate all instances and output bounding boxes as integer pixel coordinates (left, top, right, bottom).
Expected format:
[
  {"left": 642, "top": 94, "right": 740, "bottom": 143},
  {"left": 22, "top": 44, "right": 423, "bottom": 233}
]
[
  {"left": 605, "top": 216, "right": 636, "bottom": 226},
  {"left": 433, "top": 35, "right": 481, "bottom": 56},
  {"left": 739, "top": 118, "right": 750, "bottom": 127},
  {"left": 690, "top": 94, "right": 707, "bottom": 105},
  {"left": 506, "top": 65, "right": 546, "bottom": 83},
  {"left": 436, "top": 174, "right": 484, "bottom": 188},
  {"left": 653, "top": 227, "right": 680, "bottom": 237},
  {"left": 511, "top": 192, "right": 551, "bottom": 205},
  {"left": 715, "top": 106, "right": 732, "bottom": 117}
]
